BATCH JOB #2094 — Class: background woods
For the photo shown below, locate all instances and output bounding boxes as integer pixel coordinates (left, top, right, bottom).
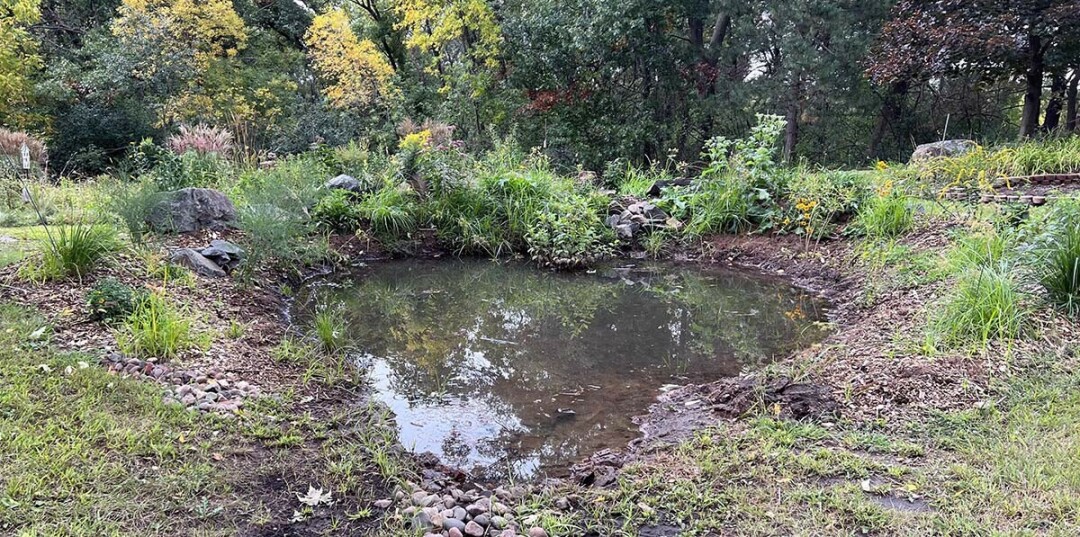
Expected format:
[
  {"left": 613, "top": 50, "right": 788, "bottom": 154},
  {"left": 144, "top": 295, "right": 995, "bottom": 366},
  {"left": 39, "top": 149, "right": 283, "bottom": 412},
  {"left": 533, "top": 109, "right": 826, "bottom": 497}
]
[{"left": 3, "top": 0, "right": 1080, "bottom": 173}]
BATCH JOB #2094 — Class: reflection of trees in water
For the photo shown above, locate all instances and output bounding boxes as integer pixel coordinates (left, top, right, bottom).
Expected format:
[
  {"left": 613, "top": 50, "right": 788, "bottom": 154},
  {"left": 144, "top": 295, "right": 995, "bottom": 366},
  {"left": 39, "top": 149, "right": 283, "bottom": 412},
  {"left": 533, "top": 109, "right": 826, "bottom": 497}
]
[{"left": 294, "top": 260, "right": 829, "bottom": 476}]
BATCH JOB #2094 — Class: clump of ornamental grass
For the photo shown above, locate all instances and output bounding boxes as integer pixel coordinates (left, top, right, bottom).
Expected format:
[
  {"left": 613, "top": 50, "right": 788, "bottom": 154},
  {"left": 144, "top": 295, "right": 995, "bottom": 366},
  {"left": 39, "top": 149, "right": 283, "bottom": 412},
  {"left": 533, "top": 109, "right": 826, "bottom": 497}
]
[
  {"left": 857, "top": 191, "right": 912, "bottom": 239},
  {"left": 312, "top": 308, "right": 347, "bottom": 354},
  {"left": 0, "top": 128, "right": 47, "bottom": 164},
  {"left": 22, "top": 222, "right": 119, "bottom": 281},
  {"left": 945, "top": 226, "right": 1013, "bottom": 273},
  {"left": 932, "top": 263, "right": 1027, "bottom": 347},
  {"left": 166, "top": 124, "right": 234, "bottom": 156},
  {"left": 117, "top": 291, "right": 196, "bottom": 360},
  {"left": 1037, "top": 221, "right": 1080, "bottom": 316},
  {"left": 356, "top": 183, "right": 418, "bottom": 241}
]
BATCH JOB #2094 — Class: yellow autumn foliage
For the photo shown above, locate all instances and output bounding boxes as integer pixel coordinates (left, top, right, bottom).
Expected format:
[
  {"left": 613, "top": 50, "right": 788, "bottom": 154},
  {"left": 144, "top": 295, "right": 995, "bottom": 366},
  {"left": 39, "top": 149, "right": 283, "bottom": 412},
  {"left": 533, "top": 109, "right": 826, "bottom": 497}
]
[
  {"left": 305, "top": 10, "right": 396, "bottom": 109},
  {"left": 394, "top": 0, "right": 501, "bottom": 70},
  {"left": 112, "top": 0, "right": 248, "bottom": 78},
  {"left": 0, "top": 0, "right": 42, "bottom": 120}
]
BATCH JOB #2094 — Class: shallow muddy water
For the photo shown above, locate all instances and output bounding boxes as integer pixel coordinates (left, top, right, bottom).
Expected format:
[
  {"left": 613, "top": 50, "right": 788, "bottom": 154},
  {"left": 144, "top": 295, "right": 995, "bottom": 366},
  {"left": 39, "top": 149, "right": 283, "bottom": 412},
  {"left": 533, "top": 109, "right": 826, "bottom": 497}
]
[{"left": 294, "top": 259, "right": 830, "bottom": 479}]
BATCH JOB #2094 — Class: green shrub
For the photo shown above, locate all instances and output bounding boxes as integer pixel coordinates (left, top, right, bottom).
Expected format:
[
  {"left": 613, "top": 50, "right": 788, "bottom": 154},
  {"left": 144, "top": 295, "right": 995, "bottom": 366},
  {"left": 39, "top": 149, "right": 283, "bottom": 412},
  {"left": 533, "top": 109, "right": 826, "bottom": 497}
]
[
  {"left": 1037, "top": 221, "right": 1080, "bottom": 316},
  {"left": 356, "top": 183, "right": 418, "bottom": 241},
  {"left": 105, "top": 178, "right": 163, "bottom": 246},
  {"left": 312, "top": 189, "right": 362, "bottom": 233},
  {"left": 525, "top": 195, "right": 613, "bottom": 269},
  {"left": 785, "top": 169, "right": 873, "bottom": 237},
  {"left": 86, "top": 278, "right": 143, "bottom": 324},
  {"left": 117, "top": 291, "right": 195, "bottom": 360},
  {"left": 857, "top": 193, "right": 912, "bottom": 239},
  {"left": 428, "top": 186, "right": 511, "bottom": 257},
  {"left": 150, "top": 151, "right": 232, "bottom": 191},
  {"left": 933, "top": 264, "right": 1027, "bottom": 346},
  {"left": 25, "top": 223, "right": 119, "bottom": 281}
]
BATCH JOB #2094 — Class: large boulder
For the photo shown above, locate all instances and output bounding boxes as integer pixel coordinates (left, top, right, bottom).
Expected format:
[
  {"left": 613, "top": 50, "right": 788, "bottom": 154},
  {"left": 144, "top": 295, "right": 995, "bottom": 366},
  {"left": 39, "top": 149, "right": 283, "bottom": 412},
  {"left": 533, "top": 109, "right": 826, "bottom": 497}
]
[
  {"left": 169, "top": 248, "right": 226, "bottom": 278},
  {"left": 325, "top": 174, "right": 372, "bottom": 195},
  {"left": 149, "top": 188, "right": 237, "bottom": 233},
  {"left": 910, "top": 140, "right": 976, "bottom": 164}
]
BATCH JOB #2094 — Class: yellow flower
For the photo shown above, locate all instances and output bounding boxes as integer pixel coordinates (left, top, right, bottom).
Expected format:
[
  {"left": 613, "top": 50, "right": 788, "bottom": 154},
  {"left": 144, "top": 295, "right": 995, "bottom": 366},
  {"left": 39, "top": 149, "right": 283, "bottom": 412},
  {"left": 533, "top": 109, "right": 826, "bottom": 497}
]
[
  {"left": 400, "top": 130, "right": 432, "bottom": 151},
  {"left": 875, "top": 160, "right": 889, "bottom": 171}
]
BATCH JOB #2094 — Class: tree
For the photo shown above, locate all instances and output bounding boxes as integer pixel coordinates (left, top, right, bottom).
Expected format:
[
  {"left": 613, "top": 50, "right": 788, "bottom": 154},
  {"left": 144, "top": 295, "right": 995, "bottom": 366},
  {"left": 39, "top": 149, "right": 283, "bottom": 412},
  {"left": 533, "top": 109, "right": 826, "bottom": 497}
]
[
  {"left": 304, "top": 9, "right": 395, "bottom": 109},
  {"left": 869, "top": 0, "right": 1080, "bottom": 139},
  {"left": 0, "top": 0, "right": 42, "bottom": 124}
]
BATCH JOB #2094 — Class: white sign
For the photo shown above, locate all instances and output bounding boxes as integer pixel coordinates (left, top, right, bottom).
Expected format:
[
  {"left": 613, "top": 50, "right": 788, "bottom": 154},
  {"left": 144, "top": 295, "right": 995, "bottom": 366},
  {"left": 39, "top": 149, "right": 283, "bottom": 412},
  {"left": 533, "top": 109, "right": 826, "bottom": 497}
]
[{"left": 20, "top": 143, "right": 31, "bottom": 171}]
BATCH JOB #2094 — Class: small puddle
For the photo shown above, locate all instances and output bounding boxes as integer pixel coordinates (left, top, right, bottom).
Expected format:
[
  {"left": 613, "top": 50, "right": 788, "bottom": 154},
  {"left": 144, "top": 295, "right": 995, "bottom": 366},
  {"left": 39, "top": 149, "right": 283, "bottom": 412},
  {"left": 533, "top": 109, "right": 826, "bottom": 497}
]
[{"left": 293, "top": 259, "right": 830, "bottom": 479}]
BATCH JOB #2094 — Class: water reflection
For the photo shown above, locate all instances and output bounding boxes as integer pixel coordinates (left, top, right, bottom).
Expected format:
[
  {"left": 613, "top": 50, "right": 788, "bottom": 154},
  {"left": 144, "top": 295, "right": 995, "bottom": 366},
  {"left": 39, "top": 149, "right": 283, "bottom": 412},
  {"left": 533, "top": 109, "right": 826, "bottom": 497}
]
[{"left": 294, "top": 259, "right": 829, "bottom": 479}]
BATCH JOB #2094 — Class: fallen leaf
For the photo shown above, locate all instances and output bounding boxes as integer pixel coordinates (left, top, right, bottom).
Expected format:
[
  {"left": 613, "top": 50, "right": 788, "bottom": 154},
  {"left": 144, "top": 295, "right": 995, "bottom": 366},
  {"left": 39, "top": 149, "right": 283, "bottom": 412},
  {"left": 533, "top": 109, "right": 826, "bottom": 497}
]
[{"left": 297, "top": 486, "right": 333, "bottom": 507}]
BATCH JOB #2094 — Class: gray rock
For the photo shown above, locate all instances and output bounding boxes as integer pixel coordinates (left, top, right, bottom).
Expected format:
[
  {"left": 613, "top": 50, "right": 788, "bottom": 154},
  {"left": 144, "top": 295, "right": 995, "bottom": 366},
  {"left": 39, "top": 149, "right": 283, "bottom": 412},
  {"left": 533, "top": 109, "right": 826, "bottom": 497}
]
[
  {"left": 527, "top": 528, "right": 548, "bottom": 537},
  {"left": 411, "top": 491, "right": 428, "bottom": 506},
  {"left": 210, "top": 239, "right": 244, "bottom": 257},
  {"left": 491, "top": 502, "right": 509, "bottom": 516},
  {"left": 448, "top": 528, "right": 464, "bottom": 537},
  {"left": 473, "top": 514, "right": 490, "bottom": 527},
  {"left": 466, "top": 500, "right": 489, "bottom": 517},
  {"left": 168, "top": 248, "right": 226, "bottom": 278},
  {"left": 445, "top": 518, "right": 467, "bottom": 533},
  {"left": 464, "top": 521, "right": 486, "bottom": 537},
  {"left": 373, "top": 499, "right": 393, "bottom": 509},
  {"left": 453, "top": 506, "right": 467, "bottom": 520},
  {"left": 490, "top": 515, "right": 508, "bottom": 529},
  {"left": 149, "top": 188, "right": 237, "bottom": 233},
  {"left": 910, "top": 139, "right": 977, "bottom": 164},
  {"left": 499, "top": 530, "right": 516, "bottom": 537},
  {"left": 325, "top": 174, "right": 365, "bottom": 193}
]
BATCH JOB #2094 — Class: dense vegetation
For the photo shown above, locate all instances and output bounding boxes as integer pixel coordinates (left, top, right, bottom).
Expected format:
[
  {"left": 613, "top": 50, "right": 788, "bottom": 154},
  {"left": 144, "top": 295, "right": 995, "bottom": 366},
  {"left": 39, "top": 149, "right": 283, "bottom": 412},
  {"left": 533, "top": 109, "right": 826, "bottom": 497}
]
[{"left": 2, "top": 0, "right": 1079, "bottom": 175}]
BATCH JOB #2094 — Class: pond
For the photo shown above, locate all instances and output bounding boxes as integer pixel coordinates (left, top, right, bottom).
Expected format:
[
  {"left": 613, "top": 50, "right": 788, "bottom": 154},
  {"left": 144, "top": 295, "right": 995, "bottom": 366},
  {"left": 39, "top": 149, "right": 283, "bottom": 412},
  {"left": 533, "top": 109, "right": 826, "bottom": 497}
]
[{"left": 293, "top": 259, "right": 830, "bottom": 479}]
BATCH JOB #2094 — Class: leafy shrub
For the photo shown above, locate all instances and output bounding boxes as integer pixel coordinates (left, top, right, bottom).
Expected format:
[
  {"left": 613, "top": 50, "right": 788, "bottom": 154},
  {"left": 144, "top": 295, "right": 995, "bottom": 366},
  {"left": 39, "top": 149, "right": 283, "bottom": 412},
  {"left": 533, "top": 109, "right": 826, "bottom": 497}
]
[
  {"left": 105, "top": 178, "right": 162, "bottom": 246},
  {"left": 117, "top": 291, "right": 195, "bottom": 360},
  {"left": 525, "top": 194, "right": 613, "bottom": 269},
  {"left": 1037, "top": 220, "right": 1080, "bottom": 316},
  {"left": 933, "top": 264, "right": 1026, "bottom": 346},
  {"left": 356, "top": 183, "right": 418, "bottom": 241},
  {"left": 312, "top": 189, "right": 362, "bottom": 233},
  {"left": 151, "top": 151, "right": 232, "bottom": 191},
  {"left": 86, "top": 278, "right": 142, "bottom": 324},
  {"left": 669, "top": 177, "right": 752, "bottom": 236},
  {"left": 857, "top": 192, "right": 912, "bottom": 239},
  {"left": 166, "top": 124, "right": 234, "bottom": 156},
  {"left": 785, "top": 169, "right": 873, "bottom": 237},
  {"left": 25, "top": 223, "right": 119, "bottom": 281}
]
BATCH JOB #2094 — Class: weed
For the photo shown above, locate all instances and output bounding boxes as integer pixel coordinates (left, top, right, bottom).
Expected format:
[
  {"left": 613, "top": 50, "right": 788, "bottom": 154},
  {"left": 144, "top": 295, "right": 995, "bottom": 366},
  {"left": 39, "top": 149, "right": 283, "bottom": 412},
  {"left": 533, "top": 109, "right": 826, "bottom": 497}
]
[
  {"left": 312, "top": 189, "right": 362, "bottom": 233},
  {"left": 86, "top": 278, "right": 142, "bottom": 324},
  {"left": 356, "top": 183, "right": 418, "bottom": 242}
]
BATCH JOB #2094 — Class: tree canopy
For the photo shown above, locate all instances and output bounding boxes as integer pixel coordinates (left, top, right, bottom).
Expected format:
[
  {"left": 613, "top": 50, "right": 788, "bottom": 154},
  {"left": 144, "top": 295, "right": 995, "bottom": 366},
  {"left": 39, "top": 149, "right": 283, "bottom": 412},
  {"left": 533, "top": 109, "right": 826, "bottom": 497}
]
[{"left": 2, "top": 0, "right": 1078, "bottom": 172}]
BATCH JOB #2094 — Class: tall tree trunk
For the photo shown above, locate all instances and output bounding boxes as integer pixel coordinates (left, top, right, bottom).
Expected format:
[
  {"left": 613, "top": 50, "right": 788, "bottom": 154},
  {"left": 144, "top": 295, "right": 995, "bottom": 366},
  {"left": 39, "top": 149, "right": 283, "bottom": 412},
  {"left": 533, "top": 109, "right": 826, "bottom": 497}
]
[
  {"left": 783, "top": 79, "right": 801, "bottom": 163},
  {"left": 1044, "top": 70, "right": 1066, "bottom": 132},
  {"left": 1019, "top": 35, "right": 1045, "bottom": 139},
  {"left": 868, "top": 81, "right": 908, "bottom": 161},
  {"left": 1067, "top": 72, "right": 1079, "bottom": 132}
]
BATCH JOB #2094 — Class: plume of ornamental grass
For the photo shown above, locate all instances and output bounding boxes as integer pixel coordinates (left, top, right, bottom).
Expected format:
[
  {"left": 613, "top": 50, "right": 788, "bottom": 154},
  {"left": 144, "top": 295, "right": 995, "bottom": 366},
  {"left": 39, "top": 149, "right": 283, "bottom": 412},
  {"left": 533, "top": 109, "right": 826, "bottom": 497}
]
[
  {"left": 166, "top": 124, "right": 234, "bottom": 157},
  {"left": 0, "top": 128, "right": 47, "bottom": 164}
]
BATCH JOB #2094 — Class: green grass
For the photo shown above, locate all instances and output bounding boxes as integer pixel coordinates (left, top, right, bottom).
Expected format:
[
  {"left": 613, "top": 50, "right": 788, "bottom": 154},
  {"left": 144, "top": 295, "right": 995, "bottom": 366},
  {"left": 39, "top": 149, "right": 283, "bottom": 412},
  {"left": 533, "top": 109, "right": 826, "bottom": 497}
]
[
  {"left": 21, "top": 222, "right": 119, "bottom": 281},
  {"left": 116, "top": 291, "right": 197, "bottom": 360},
  {"left": 857, "top": 193, "right": 912, "bottom": 239},
  {"left": 1038, "top": 221, "right": 1080, "bottom": 316},
  {"left": 932, "top": 263, "right": 1027, "bottom": 347},
  {"left": 312, "top": 308, "right": 346, "bottom": 354}
]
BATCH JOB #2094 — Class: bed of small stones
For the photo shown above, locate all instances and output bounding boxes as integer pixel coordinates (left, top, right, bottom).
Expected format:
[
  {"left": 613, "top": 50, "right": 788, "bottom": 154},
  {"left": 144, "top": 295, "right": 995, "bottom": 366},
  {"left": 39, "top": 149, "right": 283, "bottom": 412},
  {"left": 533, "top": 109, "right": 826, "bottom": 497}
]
[
  {"left": 376, "top": 482, "right": 576, "bottom": 537},
  {"left": 102, "top": 352, "right": 261, "bottom": 414}
]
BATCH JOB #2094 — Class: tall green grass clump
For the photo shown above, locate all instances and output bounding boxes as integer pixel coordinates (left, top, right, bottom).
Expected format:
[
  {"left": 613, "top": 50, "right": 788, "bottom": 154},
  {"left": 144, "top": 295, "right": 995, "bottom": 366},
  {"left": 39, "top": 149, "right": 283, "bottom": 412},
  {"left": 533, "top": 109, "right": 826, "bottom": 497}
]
[
  {"left": 117, "top": 291, "right": 195, "bottom": 360},
  {"left": 945, "top": 227, "right": 1013, "bottom": 273},
  {"left": 933, "top": 263, "right": 1027, "bottom": 346},
  {"left": 1037, "top": 221, "right": 1080, "bottom": 316},
  {"left": 312, "top": 308, "right": 347, "bottom": 353},
  {"left": 356, "top": 183, "right": 418, "bottom": 241},
  {"left": 24, "top": 223, "right": 119, "bottom": 281},
  {"left": 857, "top": 192, "right": 912, "bottom": 239}
]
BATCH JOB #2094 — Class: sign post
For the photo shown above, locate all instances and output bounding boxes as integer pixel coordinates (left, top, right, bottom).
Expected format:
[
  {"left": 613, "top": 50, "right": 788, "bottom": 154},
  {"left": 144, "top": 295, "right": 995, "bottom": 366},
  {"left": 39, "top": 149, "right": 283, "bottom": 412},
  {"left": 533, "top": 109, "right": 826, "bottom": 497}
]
[{"left": 20, "top": 142, "right": 31, "bottom": 174}]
